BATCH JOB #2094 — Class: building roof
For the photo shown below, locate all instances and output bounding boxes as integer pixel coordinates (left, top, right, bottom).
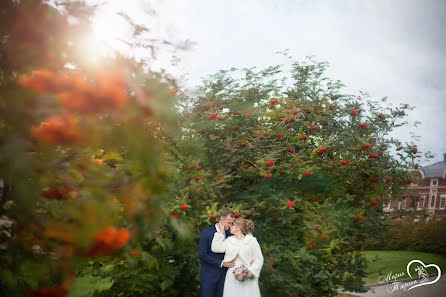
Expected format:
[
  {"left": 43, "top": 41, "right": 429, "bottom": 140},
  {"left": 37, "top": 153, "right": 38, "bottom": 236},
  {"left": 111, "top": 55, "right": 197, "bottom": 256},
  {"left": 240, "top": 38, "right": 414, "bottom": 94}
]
[{"left": 421, "top": 154, "right": 446, "bottom": 178}]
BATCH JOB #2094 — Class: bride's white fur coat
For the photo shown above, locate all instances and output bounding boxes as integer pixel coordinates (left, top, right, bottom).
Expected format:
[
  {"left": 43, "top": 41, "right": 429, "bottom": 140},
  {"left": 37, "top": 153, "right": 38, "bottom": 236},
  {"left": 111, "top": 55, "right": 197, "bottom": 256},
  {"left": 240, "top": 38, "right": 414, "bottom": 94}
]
[{"left": 211, "top": 232, "right": 264, "bottom": 278}]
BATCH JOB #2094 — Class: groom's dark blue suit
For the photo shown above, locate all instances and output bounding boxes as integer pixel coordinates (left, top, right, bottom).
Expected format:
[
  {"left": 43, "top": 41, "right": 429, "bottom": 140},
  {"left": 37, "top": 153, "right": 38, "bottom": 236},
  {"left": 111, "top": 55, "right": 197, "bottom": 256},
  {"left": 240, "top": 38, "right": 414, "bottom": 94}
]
[{"left": 199, "top": 225, "right": 232, "bottom": 297}]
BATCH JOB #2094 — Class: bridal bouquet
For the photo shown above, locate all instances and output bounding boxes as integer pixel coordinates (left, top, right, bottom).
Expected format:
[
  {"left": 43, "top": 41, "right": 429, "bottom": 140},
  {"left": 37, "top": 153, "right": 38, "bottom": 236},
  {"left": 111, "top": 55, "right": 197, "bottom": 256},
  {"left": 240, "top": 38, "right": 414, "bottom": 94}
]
[{"left": 232, "top": 265, "right": 254, "bottom": 281}]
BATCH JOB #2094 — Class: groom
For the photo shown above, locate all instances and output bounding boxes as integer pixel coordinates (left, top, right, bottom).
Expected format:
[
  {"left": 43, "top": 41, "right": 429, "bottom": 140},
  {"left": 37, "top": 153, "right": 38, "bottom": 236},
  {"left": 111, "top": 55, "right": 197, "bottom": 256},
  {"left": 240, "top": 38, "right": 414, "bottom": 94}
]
[{"left": 199, "top": 210, "right": 235, "bottom": 297}]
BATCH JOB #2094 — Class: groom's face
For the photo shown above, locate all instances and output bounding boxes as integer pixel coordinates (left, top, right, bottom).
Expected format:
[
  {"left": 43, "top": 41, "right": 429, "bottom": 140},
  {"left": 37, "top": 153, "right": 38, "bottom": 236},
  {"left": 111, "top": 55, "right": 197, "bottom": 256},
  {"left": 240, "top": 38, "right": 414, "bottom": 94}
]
[{"left": 222, "top": 216, "right": 235, "bottom": 230}]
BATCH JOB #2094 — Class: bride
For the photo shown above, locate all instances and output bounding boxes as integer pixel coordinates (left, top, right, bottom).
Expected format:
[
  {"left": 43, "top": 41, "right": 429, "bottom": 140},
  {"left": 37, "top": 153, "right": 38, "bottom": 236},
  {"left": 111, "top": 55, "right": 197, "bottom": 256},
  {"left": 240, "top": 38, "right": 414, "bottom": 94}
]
[{"left": 211, "top": 217, "right": 264, "bottom": 297}]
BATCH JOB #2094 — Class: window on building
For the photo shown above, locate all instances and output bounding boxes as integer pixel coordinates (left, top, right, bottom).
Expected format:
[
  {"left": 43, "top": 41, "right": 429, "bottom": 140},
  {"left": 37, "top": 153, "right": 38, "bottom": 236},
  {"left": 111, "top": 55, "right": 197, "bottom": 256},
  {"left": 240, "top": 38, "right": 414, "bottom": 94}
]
[
  {"left": 440, "top": 197, "right": 446, "bottom": 209},
  {"left": 431, "top": 179, "right": 438, "bottom": 186},
  {"left": 418, "top": 198, "right": 424, "bottom": 209},
  {"left": 398, "top": 201, "right": 405, "bottom": 209}
]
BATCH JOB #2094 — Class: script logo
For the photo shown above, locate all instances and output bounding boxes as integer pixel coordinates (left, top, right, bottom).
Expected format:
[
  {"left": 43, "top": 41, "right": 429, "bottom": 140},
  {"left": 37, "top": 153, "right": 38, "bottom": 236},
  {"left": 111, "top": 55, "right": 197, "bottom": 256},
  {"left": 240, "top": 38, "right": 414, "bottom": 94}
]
[
  {"left": 378, "top": 259, "right": 442, "bottom": 293},
  {"left": 406, "top": 260, "right": 441, "bottom": 291}
]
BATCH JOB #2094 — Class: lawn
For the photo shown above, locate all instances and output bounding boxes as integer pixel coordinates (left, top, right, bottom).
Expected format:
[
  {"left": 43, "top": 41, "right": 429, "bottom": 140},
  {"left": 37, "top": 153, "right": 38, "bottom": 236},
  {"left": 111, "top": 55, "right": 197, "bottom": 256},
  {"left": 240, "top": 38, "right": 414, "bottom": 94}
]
[{"left": 362, "top": 250, "right": 446, "bottom": 285}]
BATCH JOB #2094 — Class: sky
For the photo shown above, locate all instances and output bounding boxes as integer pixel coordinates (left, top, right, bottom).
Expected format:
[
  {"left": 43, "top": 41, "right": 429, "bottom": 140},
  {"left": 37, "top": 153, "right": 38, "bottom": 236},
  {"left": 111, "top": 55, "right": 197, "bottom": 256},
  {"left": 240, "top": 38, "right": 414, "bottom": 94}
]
[{"left": 90, "top": 0, "right": 446, "bottom": 166}]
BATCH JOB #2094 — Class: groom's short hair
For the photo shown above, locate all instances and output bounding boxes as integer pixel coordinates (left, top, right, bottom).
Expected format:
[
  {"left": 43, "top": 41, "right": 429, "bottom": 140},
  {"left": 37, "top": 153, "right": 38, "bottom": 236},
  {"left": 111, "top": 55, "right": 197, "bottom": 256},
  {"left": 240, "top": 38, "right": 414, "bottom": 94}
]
[{"left": 220, "top": 210, "right": 235, "bottom": 219}]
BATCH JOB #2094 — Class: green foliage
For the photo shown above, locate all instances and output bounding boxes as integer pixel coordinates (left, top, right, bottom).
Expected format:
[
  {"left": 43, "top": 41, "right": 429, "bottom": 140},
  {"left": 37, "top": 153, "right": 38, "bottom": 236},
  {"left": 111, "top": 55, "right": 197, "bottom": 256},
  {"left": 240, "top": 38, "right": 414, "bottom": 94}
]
[
  {"left": 163, "top": 55, "right": 425, "bottom": 296},
  {"left": 364, "top": 217, "right": 446, "bottom": 255},
  {"left": 68, "top": 274, "right": 114, "bottom": 297}
]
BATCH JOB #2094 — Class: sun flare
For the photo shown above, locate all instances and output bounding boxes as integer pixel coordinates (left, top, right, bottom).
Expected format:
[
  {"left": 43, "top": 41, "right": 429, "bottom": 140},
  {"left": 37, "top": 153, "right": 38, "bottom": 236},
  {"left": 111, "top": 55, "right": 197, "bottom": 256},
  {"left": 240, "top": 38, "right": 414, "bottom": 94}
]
[{"left": 78, "top": 7, "right": 131, "bottom": 62}]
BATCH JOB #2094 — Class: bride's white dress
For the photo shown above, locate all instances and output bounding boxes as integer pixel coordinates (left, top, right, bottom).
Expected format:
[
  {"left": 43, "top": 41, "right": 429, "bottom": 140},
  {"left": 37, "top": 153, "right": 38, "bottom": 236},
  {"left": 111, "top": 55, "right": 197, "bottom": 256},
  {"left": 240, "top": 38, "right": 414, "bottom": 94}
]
[{"left": 211, "top": 233, "right": 263, "bottom": 297}]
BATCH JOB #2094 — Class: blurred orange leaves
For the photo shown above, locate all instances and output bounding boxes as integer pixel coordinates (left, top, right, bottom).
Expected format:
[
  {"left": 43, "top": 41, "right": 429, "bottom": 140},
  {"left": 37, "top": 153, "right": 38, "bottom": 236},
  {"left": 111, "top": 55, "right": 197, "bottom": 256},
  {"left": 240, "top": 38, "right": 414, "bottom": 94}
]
[
  {"left": 41, "top": 185, "right": 75, "bottom": 200},
  {"left": 19, "top": 70, "right": 128, "bottom": 113},
  {"left": 58, "top": 72, "right": 127, "bottom": 113},
  {"left": 18, "top": 70, "right": 76, "bottom": 93},
  {"left": 31, "top": 114, "right": 85, "bottom": 145},
  {"left": 86, "top": 226, "right": 131, "bottom": 257}
]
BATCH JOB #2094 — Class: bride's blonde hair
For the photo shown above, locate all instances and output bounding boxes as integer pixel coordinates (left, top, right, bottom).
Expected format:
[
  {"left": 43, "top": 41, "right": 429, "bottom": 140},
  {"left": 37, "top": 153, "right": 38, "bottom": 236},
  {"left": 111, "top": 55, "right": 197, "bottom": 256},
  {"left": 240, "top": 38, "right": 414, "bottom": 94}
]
[{"left": 234, "top": 217, "right": 254, "bottom": 235}]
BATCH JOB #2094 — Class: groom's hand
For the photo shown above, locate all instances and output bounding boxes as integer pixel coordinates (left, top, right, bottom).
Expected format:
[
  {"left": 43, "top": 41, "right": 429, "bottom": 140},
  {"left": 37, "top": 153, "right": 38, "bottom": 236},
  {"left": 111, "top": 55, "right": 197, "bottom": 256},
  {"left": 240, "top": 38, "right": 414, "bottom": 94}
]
[
  {"left": 222, "top": 261, "right": 235, "bottom": 268},
  {"left": 218, "top": 222, "right": 225, "bottom": 233}
]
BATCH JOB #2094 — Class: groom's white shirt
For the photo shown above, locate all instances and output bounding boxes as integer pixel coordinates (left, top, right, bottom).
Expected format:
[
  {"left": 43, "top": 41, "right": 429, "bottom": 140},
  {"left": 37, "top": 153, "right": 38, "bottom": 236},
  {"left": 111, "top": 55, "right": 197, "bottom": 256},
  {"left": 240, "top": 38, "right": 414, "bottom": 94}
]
[{"left": 215, "top": 224, "right": 226, "bottom": 268}]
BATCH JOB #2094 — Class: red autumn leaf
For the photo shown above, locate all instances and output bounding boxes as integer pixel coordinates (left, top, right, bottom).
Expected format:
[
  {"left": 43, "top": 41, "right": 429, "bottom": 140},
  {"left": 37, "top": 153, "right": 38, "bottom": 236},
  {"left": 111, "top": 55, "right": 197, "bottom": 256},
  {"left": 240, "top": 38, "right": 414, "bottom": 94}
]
[
  {"left": 41, "top": 185, "right": 74, "bottom": 201},
  {"left": 306, "top": 242, "right": 316, "bottom": 249},
  {"left": 362, "top": 143, "right": 372, "bottom": 150},
  {"left": 132, "top": 249, "right": 140, "bottom": 257},
  {"left": 26, "top": 284, "right": 69, "bottom": 297},
  {"left": 359, "top": 122, "right": 367, "bottom": 129},
  {"left": 317, "top": 147, "right": 327, "bottom": 155}
]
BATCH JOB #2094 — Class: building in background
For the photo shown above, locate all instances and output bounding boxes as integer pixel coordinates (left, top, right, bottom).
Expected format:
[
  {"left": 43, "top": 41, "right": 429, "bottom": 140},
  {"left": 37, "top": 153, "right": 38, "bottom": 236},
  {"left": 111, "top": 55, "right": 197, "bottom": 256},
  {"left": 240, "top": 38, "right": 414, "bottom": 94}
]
[{"left": 384, "top": 153, "right": 446, "bottom": 220}]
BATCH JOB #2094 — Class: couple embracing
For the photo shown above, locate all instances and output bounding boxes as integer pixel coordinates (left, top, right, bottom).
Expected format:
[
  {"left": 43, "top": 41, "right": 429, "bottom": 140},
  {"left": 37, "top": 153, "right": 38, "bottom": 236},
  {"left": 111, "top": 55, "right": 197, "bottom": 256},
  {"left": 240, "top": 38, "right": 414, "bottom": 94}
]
[{"left": 198, "top": 210, "right": 264, "bottom": 297}]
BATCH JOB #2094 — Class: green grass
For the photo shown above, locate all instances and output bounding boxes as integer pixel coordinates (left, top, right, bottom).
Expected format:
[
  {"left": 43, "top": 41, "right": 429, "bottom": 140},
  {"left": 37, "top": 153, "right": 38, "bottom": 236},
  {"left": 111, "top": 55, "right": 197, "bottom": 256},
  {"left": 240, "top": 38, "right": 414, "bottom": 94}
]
[
  {"left": 336, "top": 293, "right": 357, "bottom": 297},
  {"left": 363, "top": 251, "right": 446, "bottom": 284}
]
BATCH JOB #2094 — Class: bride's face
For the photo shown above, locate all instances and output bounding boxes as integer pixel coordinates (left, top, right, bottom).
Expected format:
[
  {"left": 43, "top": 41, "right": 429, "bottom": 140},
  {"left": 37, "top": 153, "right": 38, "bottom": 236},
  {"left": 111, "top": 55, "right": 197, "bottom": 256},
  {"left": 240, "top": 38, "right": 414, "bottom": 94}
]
[{"left": 230, "top": 223, "right": 241, "bottom": 234}]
